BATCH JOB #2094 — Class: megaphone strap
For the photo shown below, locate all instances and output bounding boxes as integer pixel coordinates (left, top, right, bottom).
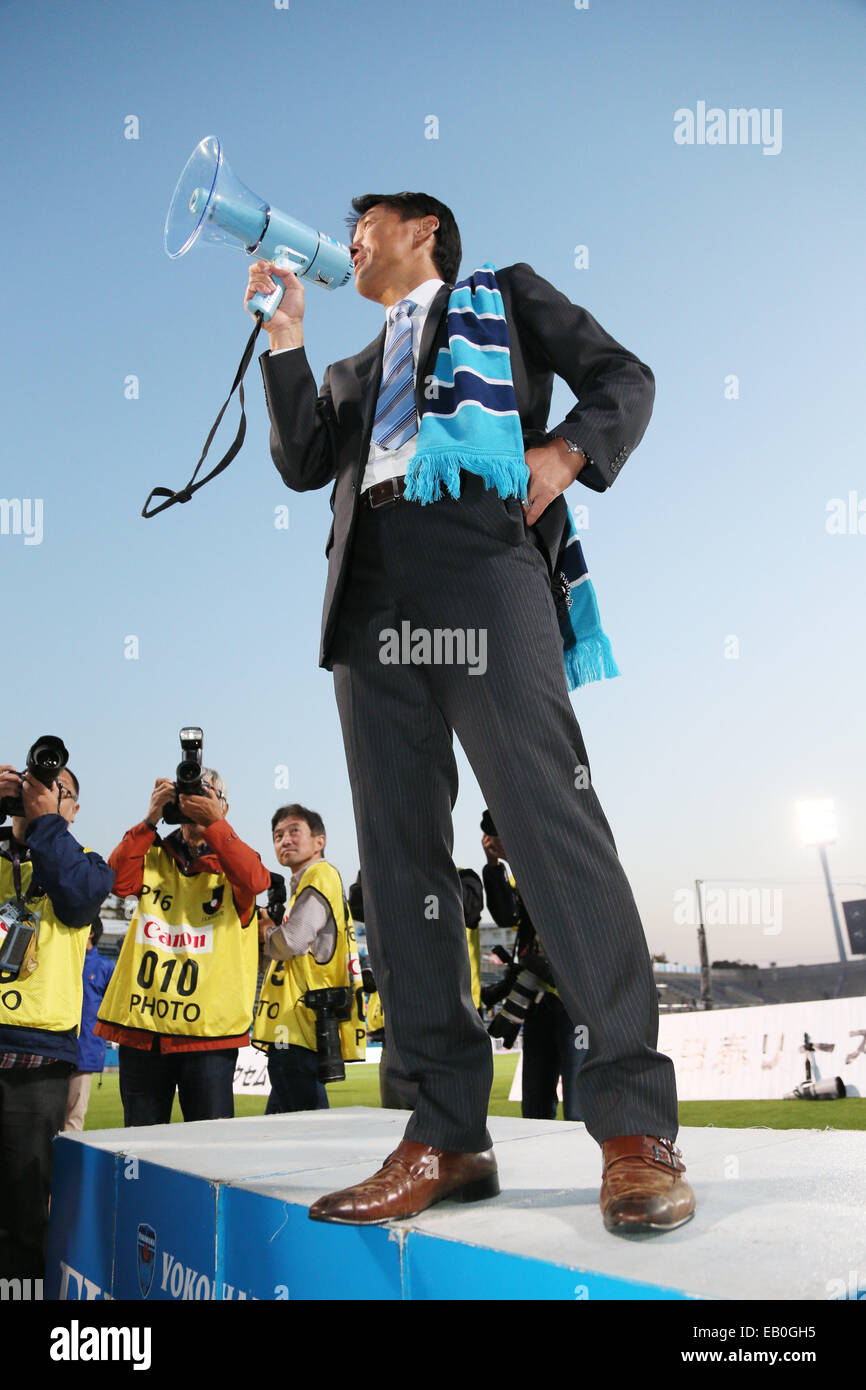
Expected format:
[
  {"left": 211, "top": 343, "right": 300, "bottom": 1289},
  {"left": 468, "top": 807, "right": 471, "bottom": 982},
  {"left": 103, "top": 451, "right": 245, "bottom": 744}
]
[{"left": 142, "top": 317, "right": 264, "bottom": 518}]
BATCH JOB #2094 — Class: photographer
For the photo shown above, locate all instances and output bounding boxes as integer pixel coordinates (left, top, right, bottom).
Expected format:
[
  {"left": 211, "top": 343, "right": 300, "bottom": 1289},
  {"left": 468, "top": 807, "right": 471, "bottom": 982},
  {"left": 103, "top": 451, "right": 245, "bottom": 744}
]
[
  {"left": 481, "top": 812, "right": 582, "bottom": 1123},
  {"left": 0, "top": 760, "right": 114, "bottom": 1277},
  {"left": 95, "top": 769, "right": 269, "bottom": 1125},
  {"left": 253, "top": 804, "right": 365, "bottom": 1113}
]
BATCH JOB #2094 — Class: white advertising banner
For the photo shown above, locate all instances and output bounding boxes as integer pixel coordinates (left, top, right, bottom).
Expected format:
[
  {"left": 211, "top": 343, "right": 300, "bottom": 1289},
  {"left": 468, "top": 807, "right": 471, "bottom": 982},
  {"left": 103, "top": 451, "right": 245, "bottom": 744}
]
[
  {"left": 232, "top": 1044, "right": 270, "bottom": 1097},
  {"left": 658, "top": 997, "right": 866, "bottom": 1100},
  {"left": 507, "top": 998, "right": 866, "bottom": 1104},
  {"left": 231, "top": 1043, "right": 383, "bottom": 1097}
]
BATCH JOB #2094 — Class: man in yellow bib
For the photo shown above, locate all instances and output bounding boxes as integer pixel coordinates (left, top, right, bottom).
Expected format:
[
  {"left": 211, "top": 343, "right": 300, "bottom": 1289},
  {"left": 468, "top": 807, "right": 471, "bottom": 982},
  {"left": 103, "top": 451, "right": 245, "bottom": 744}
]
[
  {"left": 254, "top": 804, "right": 365, "bottom": 1112},
  {"left": 96, "top": 768, "right": 270, "bottom": 1125},
  {"left": 0, "top": 760, "right": 113, "bottom": 1277}
]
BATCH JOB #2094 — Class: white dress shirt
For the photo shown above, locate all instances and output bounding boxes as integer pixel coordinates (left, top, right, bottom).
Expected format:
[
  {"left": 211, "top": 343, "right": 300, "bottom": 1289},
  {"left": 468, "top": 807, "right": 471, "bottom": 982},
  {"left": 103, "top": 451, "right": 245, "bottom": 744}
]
[
  {"left": 360, "top": 276, "right": 444, "bottom": 492},
  {"left": 264, "top": 864, "right": 336, "bottom": 963},
  {"left": 270, "top": 276, "right": 445, "bottom": 493}
]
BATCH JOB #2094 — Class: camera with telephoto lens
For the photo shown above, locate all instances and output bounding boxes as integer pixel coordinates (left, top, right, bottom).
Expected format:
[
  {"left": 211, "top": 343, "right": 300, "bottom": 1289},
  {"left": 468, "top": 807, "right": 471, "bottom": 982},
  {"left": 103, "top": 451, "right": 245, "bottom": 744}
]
[
  {"left": 479, "top": 808, "right": 550, "bottom": 1048},
  {"left": 784, "top": 1031, "right": 847, "bottom": 1100},
  {"left": 302, "top": 985, "right": 353, "bottom": 1083},
  {"left": 0, "top": 735, "right": 70, "bottom": 822},
  {"left": 486, "top": 941, "right": 556, "bottom": 1048},
  {"left": 487, "top": 967, "right": 547, "bottom": 1048},
  {"left": 263, "top": 872, "right": 287, "bottom": 927},
  {"left": 161, "top": 727, "right": 205, "bottom": 825},
  {"left": 786, "top": 1077, "right": 846, "bottom": 1100},
  {"left": 480, "top": 944, "right": 517, "bottom": 1010}
]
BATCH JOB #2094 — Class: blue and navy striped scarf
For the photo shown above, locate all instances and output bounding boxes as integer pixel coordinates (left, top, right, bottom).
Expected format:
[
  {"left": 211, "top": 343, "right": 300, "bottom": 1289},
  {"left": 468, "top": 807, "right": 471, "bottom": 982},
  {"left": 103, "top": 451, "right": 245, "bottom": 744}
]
[{"left": 403, "top": 265, "right": 620, "bottom": 692}]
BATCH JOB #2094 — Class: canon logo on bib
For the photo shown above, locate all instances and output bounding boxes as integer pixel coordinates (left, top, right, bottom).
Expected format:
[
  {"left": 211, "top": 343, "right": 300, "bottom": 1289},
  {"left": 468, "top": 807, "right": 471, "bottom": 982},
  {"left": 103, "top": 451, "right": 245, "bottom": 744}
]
[{"left": 135, "top": 915, "right": 213, "bottom": 955}]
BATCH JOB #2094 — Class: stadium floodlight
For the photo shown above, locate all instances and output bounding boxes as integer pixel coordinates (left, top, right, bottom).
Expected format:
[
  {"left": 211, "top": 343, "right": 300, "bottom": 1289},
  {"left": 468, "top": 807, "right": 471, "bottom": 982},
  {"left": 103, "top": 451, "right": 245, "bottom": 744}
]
[
  {"left": 795, "top": 799, "right": 846, "bottom": 966},
  {"left": 796, "top": 799, "right": 837, "bottom": 847}
]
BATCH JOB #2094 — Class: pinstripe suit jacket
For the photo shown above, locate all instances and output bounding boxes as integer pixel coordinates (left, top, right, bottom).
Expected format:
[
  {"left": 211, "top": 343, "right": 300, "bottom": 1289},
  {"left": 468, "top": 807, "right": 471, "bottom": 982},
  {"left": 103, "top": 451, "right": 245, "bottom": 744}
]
[{"left": 259, "top": 262, "right": 655, "bottom": 669}]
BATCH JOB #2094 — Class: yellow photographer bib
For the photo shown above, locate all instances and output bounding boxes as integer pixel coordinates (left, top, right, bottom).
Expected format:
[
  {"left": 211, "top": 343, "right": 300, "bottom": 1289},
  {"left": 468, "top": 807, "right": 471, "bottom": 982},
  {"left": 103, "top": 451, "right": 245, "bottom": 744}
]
[
  {"left": 365, "top": 925, "right": 480, "bottom": 1040},
  {"left": 366, "top": 990, "right": 384, "bottom": 1034},
  {"left": 0, "top": 856, "right": 89, "bottom": 1033},
  {"left": 98, "top": 846, "right": 258, "bottom": 1038},
  {"left": 253, "top": 859, "right": 366, "bottom": 1060}
]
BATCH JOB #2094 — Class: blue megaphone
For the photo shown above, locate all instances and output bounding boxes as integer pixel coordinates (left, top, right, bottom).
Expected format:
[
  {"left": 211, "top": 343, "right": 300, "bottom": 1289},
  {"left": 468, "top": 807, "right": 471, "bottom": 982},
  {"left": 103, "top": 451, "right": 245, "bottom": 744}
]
[{"left": 164, "top": 136, "right": 353, "bottom": 319}]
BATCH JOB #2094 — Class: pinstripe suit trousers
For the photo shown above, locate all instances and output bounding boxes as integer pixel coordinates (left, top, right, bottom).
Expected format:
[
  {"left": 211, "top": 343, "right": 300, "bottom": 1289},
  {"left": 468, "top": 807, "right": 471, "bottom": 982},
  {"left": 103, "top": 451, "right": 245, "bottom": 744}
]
[{"left": 331, "top": 473, "right": 679, "bottom": 1153}]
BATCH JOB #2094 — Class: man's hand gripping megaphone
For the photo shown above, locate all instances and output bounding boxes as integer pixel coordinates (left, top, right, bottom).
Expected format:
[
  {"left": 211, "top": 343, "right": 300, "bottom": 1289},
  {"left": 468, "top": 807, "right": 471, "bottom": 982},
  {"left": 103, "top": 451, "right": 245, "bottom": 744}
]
[{"left": 245, "top": 261, "right": 306, "bottom": 351}]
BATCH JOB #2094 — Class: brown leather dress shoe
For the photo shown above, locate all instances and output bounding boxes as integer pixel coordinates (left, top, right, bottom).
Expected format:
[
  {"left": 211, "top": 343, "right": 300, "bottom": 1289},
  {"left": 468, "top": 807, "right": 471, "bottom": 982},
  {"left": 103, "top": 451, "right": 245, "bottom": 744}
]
[
  {"left": 308, "top": 1140, "right": 500, "bottom": 1225},
  {"left": 600, "top": 1135, "right": 696, "bottom": 1233}
]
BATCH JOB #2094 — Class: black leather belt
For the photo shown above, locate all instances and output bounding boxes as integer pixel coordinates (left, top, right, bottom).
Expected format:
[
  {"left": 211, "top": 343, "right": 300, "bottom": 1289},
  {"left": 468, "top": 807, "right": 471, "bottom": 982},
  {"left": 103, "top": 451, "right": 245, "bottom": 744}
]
[{"left": 361, "top": 476, "right": 408, "bottom": 509}]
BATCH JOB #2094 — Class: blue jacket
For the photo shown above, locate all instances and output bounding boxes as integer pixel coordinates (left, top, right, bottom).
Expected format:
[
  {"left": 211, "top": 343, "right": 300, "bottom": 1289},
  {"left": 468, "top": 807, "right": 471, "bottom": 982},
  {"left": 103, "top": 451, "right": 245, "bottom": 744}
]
[{"left": 77, "top": 947, "right": 115, "bottom": 1072}]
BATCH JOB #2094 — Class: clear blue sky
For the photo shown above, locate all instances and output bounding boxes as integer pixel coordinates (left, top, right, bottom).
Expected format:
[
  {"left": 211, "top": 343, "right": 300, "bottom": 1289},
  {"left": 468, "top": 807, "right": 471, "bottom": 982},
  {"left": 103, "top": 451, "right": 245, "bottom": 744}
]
[{"left": 2, "top": 0, "right": 864, "bottom": 965}]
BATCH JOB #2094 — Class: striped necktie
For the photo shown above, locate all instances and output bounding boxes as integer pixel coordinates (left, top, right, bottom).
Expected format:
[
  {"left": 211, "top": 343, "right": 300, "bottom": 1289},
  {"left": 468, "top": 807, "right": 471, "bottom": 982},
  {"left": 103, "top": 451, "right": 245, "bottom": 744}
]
[{"left": 372, "top": 299, "right": 417, "bottom": 450}]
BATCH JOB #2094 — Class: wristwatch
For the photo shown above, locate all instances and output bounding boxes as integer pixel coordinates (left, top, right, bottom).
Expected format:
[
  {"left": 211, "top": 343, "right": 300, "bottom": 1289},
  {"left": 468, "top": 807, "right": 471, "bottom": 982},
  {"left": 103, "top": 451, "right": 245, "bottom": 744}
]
[
  {"left": 523, "top": 429, "right": 591, "bottom": 467},
  {"left": 559, "top": 437, "right": 587, "bottom": 460}
]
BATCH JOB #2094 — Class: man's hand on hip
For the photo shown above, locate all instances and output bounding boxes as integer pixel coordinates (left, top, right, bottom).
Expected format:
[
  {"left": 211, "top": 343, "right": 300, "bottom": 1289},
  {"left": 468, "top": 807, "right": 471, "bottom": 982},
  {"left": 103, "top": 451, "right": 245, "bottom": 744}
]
[{"left": 522, "top": 437, "right": 586, "bottom": 526}]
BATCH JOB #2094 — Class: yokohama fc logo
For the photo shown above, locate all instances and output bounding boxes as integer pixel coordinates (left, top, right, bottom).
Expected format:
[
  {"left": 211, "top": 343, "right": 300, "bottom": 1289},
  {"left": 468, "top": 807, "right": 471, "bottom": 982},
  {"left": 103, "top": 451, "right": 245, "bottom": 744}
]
[{"left": 137, "top": 1223, "right": 157, "bottom": 1297}]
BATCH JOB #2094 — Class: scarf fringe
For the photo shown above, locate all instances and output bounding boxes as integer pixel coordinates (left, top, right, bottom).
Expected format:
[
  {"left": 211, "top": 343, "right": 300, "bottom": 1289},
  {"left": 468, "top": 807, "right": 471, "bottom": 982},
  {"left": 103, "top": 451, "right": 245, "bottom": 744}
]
[
  {"left": 563, "top": 632, "right": 621, "bottom": 692},
  {"left": 405, "top": 451, "right": 528, "bottom": 505}
]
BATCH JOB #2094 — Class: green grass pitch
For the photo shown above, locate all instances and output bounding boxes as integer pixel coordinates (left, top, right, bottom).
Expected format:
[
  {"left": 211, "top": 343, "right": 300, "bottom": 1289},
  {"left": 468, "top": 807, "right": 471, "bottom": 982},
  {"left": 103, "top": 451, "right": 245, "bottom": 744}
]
[{"left": 81, "top": 1054, "right": 866, "bottom": 1132}]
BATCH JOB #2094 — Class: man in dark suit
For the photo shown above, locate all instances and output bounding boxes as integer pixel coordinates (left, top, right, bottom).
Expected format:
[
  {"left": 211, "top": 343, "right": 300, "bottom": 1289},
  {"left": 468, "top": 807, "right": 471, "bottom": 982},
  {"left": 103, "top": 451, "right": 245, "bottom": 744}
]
[{"left": 248, "top": 194, "right": 695, "bottom": 1233}]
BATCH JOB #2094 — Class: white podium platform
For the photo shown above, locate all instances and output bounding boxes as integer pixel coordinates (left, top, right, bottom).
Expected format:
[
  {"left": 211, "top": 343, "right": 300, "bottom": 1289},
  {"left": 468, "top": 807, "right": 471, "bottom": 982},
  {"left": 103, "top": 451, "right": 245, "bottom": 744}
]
[{"left": 46, "top": 1107, "right": 866, "bottom": 1301}]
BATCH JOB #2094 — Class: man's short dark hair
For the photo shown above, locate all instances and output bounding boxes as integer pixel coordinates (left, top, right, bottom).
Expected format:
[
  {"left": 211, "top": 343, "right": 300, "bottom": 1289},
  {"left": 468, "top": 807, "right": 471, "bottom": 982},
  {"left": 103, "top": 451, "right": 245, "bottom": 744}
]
[
  {"left": 347, "top": 193, "right": 462, "bottom": 284},
  {"left": 64, "top": 768, "right": 80, "bottom": 798},
  {"left": 90, "top": 916, "right": 103, "bottom": 946},
  {"left": 271, "top": 803, "right": 326, "bottom": 839}
]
